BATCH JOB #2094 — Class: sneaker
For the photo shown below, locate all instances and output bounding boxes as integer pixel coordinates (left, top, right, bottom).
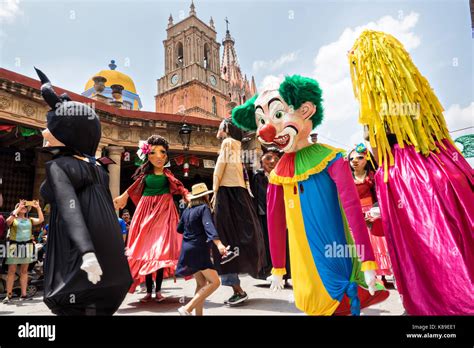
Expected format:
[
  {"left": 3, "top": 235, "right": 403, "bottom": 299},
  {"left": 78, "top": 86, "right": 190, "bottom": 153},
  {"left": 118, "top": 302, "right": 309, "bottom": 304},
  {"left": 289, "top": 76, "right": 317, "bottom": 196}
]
[
  {"left": 226, "top": 292, "right": 248, "bottom": 306},
  {"left": 220, "top": 247, "right": 240, "bottom": 265},
  {"left": 19, "top": 296, "right": 32, "bottom": 301},
  {"left": 2, "top": 296, "right": 12, "bottom": 304},
  {"left": 177, "top": 306, "right": 191, "bottom": 316},
  {"left": 224, "top": 293, "right": 240, "bottom": 305},
  {"left": 223, "top": 294, "right": 232, "bottom": 305}
]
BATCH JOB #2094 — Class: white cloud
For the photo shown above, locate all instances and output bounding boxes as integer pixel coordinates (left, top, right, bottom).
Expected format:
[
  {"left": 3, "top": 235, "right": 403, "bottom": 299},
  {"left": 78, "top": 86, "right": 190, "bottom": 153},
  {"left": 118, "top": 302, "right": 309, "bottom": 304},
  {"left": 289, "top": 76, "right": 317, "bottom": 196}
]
[
  {"left": 253, "top": 51, "right": 299, "bottom": 73},
  {"left": 444, "top": 102, "right": 474, "bottom": 167},
  {"left": 258, "top": 73, "right": 284, "bottom": 92},
  {"left": 444, "top": 102, "right": 474, "bottom": 133},
  {"left": 314, "top": 12, "right": 420, "bottom": 85},
  {"left": 312, "top": 12, "right": 421, "bottom": 149},
  {"left": 0, "top": 0, "right": 22, "bottom": 39},
  {"left": 0, "top": 0, "right": 22, "bottom": 23},
  {"left": 445, "top": 103, "right": 474, "bottom": 167}
]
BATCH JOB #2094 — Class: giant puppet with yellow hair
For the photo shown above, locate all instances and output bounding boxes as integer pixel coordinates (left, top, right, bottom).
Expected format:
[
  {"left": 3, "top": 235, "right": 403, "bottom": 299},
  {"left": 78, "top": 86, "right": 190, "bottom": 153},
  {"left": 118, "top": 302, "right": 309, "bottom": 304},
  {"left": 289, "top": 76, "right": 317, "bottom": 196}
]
[{"left": 349, "top": 30, "right": 474, "bottom": 315}]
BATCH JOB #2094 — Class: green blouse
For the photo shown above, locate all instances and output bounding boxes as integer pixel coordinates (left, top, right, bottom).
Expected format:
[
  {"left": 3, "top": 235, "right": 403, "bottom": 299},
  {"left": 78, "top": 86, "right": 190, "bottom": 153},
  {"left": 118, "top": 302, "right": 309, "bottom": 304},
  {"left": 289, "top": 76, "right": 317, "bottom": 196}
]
[
  {"left": 142, "top": 174, "right": 170, "bottom": 196},
  {"left": 8, "top": 218, "right": 33, "bottom": 242}
]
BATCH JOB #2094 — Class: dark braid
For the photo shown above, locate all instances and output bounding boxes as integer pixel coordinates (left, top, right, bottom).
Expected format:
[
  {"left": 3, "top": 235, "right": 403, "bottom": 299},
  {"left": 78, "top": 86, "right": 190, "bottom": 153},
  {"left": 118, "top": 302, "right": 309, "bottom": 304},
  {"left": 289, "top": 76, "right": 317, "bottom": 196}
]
[{"left": 224, "top": 118, "right": 243, "bottom": 142}]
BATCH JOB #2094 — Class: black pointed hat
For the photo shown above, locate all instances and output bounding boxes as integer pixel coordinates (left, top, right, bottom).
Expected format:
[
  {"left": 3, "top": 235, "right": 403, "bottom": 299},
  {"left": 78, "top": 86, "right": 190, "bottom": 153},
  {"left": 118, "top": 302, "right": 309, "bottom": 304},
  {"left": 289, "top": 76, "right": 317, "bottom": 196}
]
[{"left": 35, "top": 67, "right": 101, "bottom": 157}]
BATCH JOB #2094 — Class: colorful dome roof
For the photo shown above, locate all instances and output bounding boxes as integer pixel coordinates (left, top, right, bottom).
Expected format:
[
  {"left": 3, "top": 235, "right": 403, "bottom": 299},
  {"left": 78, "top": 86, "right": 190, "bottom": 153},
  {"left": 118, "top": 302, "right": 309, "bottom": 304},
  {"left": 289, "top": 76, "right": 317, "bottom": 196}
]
[{"left": 83, "top": 60, "right": 142, "bottom": 110}]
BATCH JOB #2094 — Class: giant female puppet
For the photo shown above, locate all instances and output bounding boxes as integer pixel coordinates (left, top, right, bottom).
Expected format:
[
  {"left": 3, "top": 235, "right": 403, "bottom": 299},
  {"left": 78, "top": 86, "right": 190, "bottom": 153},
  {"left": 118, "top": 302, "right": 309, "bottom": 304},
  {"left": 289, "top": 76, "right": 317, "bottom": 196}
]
[
  {"left": 349, "top": 30, "right": 474, "bottom": 315},
  {"left": 36, "top": 68, "right": 132, "bottom": 315},
  {"left": 114, "top": 135, "right": 189, "bottom": 301},
  {"left": 232, "top": 75, "right": 389, "bottom": 316}
]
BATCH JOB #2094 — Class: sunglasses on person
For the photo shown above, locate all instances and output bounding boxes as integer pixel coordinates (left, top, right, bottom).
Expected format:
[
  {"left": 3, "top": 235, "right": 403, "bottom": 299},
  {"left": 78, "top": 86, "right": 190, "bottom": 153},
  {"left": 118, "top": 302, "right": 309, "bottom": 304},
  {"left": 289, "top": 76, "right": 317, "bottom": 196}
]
[{"left": 350, "top": 155, "right": 365, "bottom": 161}]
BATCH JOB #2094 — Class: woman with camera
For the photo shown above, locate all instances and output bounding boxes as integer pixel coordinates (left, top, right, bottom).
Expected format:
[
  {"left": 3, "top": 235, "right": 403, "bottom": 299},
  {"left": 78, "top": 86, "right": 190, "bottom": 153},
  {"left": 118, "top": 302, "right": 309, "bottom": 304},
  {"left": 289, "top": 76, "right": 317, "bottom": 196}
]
[{"left": 3, "top": 199, "right": 44, "bottom": 303}]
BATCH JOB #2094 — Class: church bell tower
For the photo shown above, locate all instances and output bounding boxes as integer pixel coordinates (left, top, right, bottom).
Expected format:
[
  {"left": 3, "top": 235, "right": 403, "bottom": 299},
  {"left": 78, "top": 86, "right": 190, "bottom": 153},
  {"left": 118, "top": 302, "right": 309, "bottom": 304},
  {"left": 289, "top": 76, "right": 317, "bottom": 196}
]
[{"left": 156, "top": 1, "right": 229, "bottom": 119}]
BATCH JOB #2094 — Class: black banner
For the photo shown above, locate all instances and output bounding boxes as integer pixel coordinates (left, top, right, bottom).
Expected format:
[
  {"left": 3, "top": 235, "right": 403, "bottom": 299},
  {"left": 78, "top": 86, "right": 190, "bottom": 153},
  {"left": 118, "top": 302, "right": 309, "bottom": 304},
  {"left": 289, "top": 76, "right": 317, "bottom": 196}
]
[{"left": 0, "top": 315, "right": 472, "bottom": 346}]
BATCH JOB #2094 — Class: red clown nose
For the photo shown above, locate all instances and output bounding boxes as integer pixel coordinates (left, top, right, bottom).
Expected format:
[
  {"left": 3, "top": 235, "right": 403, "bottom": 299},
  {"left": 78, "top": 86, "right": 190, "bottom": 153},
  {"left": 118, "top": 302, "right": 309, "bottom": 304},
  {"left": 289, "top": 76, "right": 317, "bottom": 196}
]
[{"left": 258, "top": 124, "right": 277, "bottom": 143}]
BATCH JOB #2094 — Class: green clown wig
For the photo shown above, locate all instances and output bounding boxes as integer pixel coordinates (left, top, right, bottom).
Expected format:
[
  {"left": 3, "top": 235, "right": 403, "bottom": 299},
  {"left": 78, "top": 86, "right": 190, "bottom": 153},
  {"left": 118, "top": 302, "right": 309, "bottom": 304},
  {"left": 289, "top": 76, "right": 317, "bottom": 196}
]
[{"left": 232, "top": 75, "right": 324, "bottom": 131}]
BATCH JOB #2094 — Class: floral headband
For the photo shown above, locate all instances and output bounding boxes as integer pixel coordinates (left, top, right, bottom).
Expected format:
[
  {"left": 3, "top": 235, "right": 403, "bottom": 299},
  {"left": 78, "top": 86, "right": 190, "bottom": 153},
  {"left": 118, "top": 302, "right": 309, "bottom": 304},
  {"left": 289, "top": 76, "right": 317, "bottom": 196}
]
[
  {"left": 135, "top": 140, "right": 171, "bottom": 168},
  {"left": 355, "top": 143, "right": 368, "bottom": 155},
  {"left": 137, "top": 141, "right": 151, "bottom": 161},
  {"left": 353, "top": 142, "right": 376, "bottom": 169}
]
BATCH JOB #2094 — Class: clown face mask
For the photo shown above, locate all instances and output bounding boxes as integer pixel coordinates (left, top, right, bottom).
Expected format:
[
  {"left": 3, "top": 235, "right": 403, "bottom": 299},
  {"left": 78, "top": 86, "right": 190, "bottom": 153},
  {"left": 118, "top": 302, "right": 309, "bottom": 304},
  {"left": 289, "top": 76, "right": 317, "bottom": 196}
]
[
  {"left": 232, "top": 75, "right": 324, "bottom": 154},
  {"left": 254, "top": 90, "right": 316, "bottom": 152}
]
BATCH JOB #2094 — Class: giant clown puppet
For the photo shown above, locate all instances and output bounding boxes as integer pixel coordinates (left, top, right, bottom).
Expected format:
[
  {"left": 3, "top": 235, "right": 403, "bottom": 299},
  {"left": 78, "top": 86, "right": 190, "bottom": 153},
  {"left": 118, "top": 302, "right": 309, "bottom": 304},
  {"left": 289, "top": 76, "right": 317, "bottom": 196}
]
[{"left": 232, "top": 75, "right": 389, "bottom": 315}]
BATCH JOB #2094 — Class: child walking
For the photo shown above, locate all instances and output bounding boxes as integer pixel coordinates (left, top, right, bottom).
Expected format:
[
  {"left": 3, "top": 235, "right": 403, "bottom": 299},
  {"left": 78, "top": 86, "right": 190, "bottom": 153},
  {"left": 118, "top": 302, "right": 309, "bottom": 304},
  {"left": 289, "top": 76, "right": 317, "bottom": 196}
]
[{"left": 176, "top": 183, "right": 228, "bottom": 316}]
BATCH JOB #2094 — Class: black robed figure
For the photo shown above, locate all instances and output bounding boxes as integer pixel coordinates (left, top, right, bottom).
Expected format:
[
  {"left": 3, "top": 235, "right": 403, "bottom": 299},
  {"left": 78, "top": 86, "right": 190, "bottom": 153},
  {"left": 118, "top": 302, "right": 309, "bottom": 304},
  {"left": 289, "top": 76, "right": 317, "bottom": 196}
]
[{"left": 36, "top": 68, "right": 132, "bottom": 315}]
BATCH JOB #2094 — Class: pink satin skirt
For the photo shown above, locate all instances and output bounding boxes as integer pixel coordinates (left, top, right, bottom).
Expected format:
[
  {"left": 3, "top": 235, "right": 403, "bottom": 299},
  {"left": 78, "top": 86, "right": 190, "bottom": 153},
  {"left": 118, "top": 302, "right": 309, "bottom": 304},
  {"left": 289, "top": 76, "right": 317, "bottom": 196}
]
[
  {"left": 126, "top": 194, "right": 182, "bottom": 293},
  {"left": 376, "top": 140, "right": 474, "bottom": 315}
]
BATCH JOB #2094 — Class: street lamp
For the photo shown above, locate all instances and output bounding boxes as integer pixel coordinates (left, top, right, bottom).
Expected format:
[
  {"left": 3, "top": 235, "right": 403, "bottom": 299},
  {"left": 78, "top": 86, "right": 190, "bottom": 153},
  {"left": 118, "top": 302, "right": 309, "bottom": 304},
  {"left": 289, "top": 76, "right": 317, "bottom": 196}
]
[{"left": 179, "top": 123, "right": 192, "bottom": 151}]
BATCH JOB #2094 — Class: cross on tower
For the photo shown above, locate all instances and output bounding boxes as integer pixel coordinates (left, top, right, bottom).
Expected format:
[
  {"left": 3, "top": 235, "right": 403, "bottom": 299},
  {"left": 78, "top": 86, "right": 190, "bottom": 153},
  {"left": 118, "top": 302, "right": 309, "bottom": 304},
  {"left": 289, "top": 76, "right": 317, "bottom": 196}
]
[{"left": 225, "top": 17, "right": 230, "bottom": 32}]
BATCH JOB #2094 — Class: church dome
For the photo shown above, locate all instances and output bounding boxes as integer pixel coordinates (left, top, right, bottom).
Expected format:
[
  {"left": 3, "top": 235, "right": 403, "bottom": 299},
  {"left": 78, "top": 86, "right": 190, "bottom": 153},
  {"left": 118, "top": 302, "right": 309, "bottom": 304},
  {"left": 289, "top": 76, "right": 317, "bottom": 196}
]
[{"left": 82, "top": 60, "right": 142, "bottom": 110}]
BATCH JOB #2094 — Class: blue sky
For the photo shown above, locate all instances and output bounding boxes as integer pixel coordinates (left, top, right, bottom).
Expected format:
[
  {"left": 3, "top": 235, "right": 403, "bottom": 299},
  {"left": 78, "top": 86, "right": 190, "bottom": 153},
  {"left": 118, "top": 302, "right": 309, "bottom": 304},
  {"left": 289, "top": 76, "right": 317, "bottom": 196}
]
[{"left": 1, "top": 0, "right": 472, "bottom": 154}]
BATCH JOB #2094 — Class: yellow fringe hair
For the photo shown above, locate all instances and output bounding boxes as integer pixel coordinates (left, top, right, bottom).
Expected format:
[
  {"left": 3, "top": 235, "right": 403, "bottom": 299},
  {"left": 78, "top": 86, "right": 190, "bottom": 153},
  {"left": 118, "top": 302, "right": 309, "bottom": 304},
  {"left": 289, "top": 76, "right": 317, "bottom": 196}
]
[{"left": 348, "top": 30, "right": 454, "bottom": 182}]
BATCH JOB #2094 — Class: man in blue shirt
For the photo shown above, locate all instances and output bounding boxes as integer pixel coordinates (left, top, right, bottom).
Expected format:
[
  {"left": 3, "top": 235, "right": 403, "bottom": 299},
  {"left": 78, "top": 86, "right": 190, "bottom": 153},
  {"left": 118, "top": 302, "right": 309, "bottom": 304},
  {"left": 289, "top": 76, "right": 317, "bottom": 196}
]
[
  {"left": 118, "top": 210, "right": 131, "bottom": 243},
  {"left": 118, "top": 217, "right": 127, "bottom": 242}
]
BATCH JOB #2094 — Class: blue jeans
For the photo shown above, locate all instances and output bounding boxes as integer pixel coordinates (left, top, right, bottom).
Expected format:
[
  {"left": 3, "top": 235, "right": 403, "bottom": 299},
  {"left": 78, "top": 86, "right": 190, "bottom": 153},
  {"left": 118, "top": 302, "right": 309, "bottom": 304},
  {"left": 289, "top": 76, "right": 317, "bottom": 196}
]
[{"left": 221, "top": 273, "right": 240, "bottom": 287}]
